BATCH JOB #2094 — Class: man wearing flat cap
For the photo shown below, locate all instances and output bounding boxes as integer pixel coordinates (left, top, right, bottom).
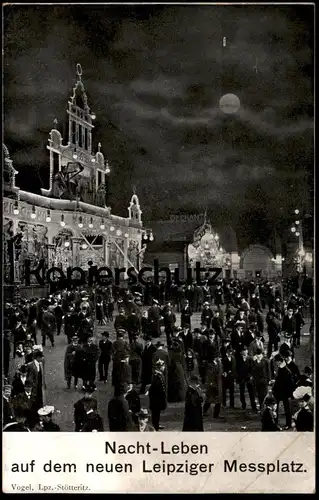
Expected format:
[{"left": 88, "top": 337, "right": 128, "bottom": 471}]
[
  {"left": 183, "top": 375, "right": 204, "bottom": 432},
  {"left": 148, "top": 358, "right": 167, "bottom": 431},
  {"left": 37, "top": 405, "right": 60, "bottom": 431}
]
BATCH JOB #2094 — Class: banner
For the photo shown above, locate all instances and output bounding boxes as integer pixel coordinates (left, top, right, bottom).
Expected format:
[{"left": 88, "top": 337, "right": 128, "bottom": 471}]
[{"left": 2, "top": 433, "right": 315, "bottom": 493}]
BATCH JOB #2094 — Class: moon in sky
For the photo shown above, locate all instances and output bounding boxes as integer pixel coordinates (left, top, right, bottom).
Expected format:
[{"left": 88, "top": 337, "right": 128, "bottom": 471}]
[{"left": 219, "top": 93, "right": 241, "bottom": 114}]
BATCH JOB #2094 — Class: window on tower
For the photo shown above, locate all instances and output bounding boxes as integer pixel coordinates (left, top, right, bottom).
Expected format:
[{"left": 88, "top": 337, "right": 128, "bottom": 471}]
[
  {"left": 53, "top": 152, "right": 59, "bottom": 174},
  {"left": 76, "top": 95, "right": 84, "bottom": 109},
  {"left": 97, "top": 170, "right": 102, "bottom": 186},
  {"left": 72, "top": 121, "right": 76, "bottom": 144},
  {"left": 79, "top": 124, "right": 83, "bottom": 147}
]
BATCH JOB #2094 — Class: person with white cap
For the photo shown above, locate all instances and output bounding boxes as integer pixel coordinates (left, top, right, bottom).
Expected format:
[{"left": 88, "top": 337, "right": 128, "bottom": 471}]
[{"left": 37, "top": 405, "right": 60, "bottom": 431}]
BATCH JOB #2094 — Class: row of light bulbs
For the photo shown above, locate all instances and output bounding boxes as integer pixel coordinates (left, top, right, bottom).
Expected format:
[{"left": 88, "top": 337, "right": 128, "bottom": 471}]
[
  {"left": 13, "top": 204, "right": 129, "bottom": 237},
  {"left": 71, "top": 148, "right": 111, "bottom": 173},
  {"left": 14, "top": 203, "right": 154, "bottom": 244},
  {"left": 291, "top": 209, "right": 301, "bottom": 237}
]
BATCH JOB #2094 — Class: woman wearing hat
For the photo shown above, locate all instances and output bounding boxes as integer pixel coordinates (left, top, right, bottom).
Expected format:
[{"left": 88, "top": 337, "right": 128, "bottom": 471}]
[
  {"left": 137, "top": 408, "right": 155, "bottom": 432},
  {"left": 260, "top": 396, "right": 281, "bottom": 431},
  {"left": 167, "top": 339, "right": 187, "bottom": 403},
  {"left": 37, "top": 406, "right": 60, "bottom": 431}
]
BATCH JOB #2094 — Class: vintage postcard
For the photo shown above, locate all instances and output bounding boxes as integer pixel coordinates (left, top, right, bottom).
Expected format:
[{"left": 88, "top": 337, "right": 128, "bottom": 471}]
[{"left": 2, "top": 2, "right": 315, "bottom": 494}]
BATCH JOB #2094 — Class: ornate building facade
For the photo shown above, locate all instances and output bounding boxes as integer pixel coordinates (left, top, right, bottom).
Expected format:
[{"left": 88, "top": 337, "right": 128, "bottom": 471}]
[
  {"left": 3, "top": 65, "right": 145, "bottom": 298},
  {"left": 144, "top": 217, "right": 283, "bottom": 281}
]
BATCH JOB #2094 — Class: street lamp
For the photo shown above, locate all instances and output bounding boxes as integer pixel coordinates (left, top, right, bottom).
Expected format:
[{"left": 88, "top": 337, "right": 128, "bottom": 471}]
[
  {"left": 31, "top": 206, "right": 36, "bottom": 220},
  {"left": 46, "top": 209, "right": 51, "bottom": 223},
  {"left": 13, "top": 201, "right": 19, "bottom": 215},
  {"left": 291, "top": 226, "right": 296, "bottom": 233},
  {"left": 100, "top": 219, "right": 105, "bottom": 230},
  {"left": 60, "top": 214, "right": 66, "bottom": 227},
  {"left": 143, "top": 229, "right": 154, "bottom": 241},
  {"left": 78, "top": 216, "right": 83, "bottom": 229},
  {"left": 294, "top": 209, "right": 300, "bottom": 215}
]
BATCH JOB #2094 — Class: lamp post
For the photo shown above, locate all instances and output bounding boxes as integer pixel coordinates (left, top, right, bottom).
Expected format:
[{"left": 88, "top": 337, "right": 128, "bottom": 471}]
[{"left": 291, "top": 208, "right": 305, "bottom": 274}]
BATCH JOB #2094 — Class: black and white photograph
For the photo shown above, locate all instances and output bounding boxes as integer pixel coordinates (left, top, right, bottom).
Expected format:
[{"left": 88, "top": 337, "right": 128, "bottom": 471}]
[{"left": 3, "top": 3, "right": 314, "bottom": 434}]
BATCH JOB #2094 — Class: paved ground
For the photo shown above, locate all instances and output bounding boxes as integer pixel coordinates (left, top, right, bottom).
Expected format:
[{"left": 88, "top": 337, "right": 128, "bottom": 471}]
[{"left": 10, "top": 309, "right": 312, "bottom": 432}]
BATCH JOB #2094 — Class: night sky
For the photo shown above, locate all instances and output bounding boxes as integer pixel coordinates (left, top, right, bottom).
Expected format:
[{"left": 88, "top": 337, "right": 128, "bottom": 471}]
[{"left": 3, "top": 4, "right": 314, "bottom": 246}]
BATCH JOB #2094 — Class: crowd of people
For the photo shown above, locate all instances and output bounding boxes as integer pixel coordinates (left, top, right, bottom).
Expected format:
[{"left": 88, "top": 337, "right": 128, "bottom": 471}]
[{"left": 3, "top": 275, "right": 314, "bottom": 433}]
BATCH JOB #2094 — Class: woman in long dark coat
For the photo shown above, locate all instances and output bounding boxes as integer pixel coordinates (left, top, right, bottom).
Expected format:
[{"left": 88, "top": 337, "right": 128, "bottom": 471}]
[
  {"left": 129, "top": 336, "right": 143, "bottom": 385},
  {"left": 167, "top": 340, "right": 187, "bottom": 403},
  {"left": 183, "top": 375, "right": 204, "bottom": 431},
  {"left": 203, "top": 358, "right": 223, "bottom": 418}
]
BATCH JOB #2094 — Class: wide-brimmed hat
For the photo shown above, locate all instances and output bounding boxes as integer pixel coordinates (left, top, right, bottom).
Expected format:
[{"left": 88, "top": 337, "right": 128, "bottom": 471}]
[
  {"left": 264, "top": 396, "right": 276, "bottom": 406},
  {"left": 38, "top": 405, "right": 54, "bottom": 416},
  {"left": 155, "top": 358, "right": 165, "bottom": 366},
  {"left": 138, "top": 408, "right": 149, "bottom": 418}
]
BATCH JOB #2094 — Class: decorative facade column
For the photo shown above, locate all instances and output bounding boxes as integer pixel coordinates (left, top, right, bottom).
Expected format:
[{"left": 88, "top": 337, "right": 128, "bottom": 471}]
[
  {"left": 71, "top": 238, "right": 82, "bottom": 267},
  {"left": 47, "top": 244, "right": 56, "bottom": 269},
  {"left": 123, "top": 236, "right": 128, "bottom": 271},
  {"left": 104, "top": 237, "right": 110, "bottom": 267}
]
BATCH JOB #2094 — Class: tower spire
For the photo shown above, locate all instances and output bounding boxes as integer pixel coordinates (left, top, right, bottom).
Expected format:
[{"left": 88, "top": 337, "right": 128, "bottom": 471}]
[{"left": 76, "top": 63, "right": 82, "bottom": 82}]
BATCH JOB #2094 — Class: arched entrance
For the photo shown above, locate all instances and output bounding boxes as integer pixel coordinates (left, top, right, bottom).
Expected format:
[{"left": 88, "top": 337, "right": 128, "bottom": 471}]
[{"left": 240, "top": 244, "right": 277, "bottom": 279}]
